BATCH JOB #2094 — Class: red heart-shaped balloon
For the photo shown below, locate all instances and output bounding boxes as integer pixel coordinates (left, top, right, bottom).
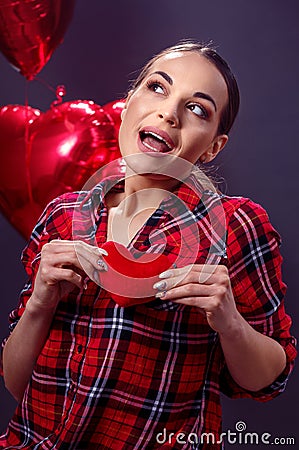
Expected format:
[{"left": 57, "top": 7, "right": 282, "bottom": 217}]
[
  {"left": 0, "top": 0, "right": 76, "bottom": 79},
  {"left": 0, "top": 100, "right": 124, "bottom": 239},
  {"left": 102, "top": 99, "right": 125, "bottom": 132},
  {"left": 99, "top": 241, "right": 171, "bottom": 307},
  {"left": 0, "top": 104, "right": 41, "bottom": 237}
]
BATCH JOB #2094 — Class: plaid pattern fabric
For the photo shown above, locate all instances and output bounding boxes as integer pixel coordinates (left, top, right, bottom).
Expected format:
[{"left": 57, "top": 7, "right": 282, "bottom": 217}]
[{"left": 0, "top": 174, "right": 296, "bottom": 449}]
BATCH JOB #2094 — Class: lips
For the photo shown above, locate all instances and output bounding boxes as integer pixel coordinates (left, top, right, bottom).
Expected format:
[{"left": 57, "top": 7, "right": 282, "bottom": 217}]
[{"left": 139, "top": 126, "right": 175, "bottom": 154}]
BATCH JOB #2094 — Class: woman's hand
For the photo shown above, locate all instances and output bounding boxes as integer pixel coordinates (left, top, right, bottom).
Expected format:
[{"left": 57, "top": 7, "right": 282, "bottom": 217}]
[
  {"left": 153, "top": 264, "right": 241, "bottom": 334},
  {"left": 154, "top": 264, "right": 287, "bottom": 391},
  {"left": 3, "top": 239, "right": 107, "bottom": 401},
  {"left": 31, "top": 239, "right": 108, "bottom": 313}
]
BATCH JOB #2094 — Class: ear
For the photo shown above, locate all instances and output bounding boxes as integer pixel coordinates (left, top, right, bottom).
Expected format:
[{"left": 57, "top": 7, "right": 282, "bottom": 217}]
[
  {"left": 121, "top": 90, "right": 134, "bottom": 121},
  {"left": 205, "top": 134, "right": 228, "bottom": 162}
]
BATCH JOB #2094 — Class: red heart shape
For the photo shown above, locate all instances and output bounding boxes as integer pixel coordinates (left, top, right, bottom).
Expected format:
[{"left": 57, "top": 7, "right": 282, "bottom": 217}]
[
  {"left": 0, "top": 0, "right": 76, "bottom": 80},
  {"left": 99, "top": 241, "right": 171, "bottom": 307},
  {"left": 0, "top": 100, "right": 125, "bottom": 238},
  {"left": 0, "top": 105, "right": 42, "bottom": 237}
]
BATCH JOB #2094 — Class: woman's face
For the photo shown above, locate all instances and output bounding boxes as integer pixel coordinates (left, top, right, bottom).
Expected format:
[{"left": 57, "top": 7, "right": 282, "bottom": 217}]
[{"left": 119, "top": 51, "right": 229, "bottom": 168}]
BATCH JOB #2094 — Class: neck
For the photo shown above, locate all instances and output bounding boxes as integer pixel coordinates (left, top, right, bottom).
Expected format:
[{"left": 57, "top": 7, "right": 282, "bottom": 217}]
[{"left": 122, "top": 169, "right": 180, "bottom": 217}]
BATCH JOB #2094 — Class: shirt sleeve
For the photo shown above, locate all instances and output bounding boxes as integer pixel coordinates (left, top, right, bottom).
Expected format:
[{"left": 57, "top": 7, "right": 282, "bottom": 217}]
[
  {"left": 220, "top": 198, "right": 297, "bottom": 401},
  {"left": 0, "top": 195, "right": 69, "bottom": 376}
]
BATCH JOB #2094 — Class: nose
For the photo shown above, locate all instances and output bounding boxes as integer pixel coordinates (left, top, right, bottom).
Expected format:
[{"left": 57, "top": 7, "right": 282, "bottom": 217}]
[{"left": 158, "top": 102, "right": 180, "bottom": 127}]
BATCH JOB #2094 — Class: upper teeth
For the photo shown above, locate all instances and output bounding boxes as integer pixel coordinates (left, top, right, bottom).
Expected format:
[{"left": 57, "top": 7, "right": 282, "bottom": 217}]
[{"left": 142, "top": 131, "right": 172, "bottom": 149}]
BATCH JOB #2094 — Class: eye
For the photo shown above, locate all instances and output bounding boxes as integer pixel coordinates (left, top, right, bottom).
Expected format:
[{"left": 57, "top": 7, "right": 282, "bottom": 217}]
[
  {"left": 146, "top": 80, "right": 165, "bottom": 94},
  {"left": 187, "top": 103, "right": 208, "bottom": 118}
]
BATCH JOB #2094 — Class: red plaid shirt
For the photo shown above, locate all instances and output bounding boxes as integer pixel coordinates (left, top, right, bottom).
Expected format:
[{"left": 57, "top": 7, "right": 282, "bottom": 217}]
[{"left": 0, "top": 174, "right": 296, "bottom": 449}]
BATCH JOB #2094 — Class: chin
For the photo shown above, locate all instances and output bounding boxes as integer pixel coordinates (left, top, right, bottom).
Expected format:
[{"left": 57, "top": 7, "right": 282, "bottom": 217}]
[
  {"left": 123, "top": 152, "right": 168, "bottom": 175},
  {"left": 123, "top": 153, "right": 194, "bottom": 187},
  {"left": 141, "top": 173, "right": 173, "bottom": 181}
]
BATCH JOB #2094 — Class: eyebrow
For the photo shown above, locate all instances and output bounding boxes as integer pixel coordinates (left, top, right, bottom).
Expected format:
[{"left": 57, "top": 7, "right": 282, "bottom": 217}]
[
  {"left": 152, "top": 70, "right": 173, "bottom": 85},
  {"left": 151, "top": 70, "right": 217, "bottom": 112}
]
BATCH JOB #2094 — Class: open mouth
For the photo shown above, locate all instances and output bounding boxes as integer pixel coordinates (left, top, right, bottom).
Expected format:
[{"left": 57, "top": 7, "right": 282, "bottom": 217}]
[{"left": 139, "top": 130, "right": 175, "bottom": 153}]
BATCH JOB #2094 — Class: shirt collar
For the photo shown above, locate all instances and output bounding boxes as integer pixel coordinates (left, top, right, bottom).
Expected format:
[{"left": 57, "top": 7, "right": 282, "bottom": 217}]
[{"left": 83, "top": 171, "right": 220, "bottom": 224}]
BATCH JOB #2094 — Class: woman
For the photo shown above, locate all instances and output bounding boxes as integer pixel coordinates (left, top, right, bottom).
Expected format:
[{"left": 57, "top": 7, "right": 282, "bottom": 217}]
[{"left": 0, "top": 41, "right": 296, "bottom": 449}]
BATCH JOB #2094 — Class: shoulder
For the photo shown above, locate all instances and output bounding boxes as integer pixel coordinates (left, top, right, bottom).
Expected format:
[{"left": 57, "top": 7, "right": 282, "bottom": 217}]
[
  {"left": 198, "top": 190, "right": 275, "bottom": 235},
  {"left": 33, "top": 191, "right": 85, "bottom": 234},
  {"left": 220, "top": 194, "right": 269, "bottom": 220},
  {"left": 21, "top": 189, "right": 99, "bottom": 268},
  {"left": 224, "top": 195, "right": 280, "bottom": 240},
  {"left": 28, "top": 189, "right": 99, "bottom": 246},
  {"left": 220, "top": 194, "right": 280, "bottom": 240}
]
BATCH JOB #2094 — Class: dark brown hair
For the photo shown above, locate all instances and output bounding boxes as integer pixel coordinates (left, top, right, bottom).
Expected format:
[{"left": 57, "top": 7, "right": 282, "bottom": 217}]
[{"left": 130, "top": 40, "right": 240, "bottom": 136}]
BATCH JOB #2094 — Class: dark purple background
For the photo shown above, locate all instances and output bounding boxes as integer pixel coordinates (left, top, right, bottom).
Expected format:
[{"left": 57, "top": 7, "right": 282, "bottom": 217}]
[{"left": 0, "top": 0, "right": 298, "bottom": 447}]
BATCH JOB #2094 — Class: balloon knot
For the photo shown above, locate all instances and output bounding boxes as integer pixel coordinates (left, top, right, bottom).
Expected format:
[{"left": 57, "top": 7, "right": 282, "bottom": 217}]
[{"left": 51, "top": 84, "right": 66, "bottom": 110}]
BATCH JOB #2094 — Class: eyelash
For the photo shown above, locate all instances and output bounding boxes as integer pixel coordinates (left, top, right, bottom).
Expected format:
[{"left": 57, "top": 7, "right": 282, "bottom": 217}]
[
  {"left": 145, "top": 79, "right": 208, "bottom": 119},
  {"left": 187, "top": 103, "right": 208, "bottom": 119},
  {"left": 146, "top": 79, "right": 164, "bottom": 93}
]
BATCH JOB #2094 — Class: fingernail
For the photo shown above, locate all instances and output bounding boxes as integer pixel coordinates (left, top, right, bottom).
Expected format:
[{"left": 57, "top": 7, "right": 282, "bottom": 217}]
[
  {"left": 97, "top": 259, "right": 108, "bottom": 271},
  {"left": 93, "top": 271, "right": 100, "bottom": 284},
  {"left": 159, "top": 270, "right": 173, "bottom": 279},
  {"left": 83, "top": 281, "right": 88, "bottom": 290},
  {"left": 153, "top": 280, "right": 167, "bottom": 291},
  {"left": 155, "top": 291, "right": 167, "bottom": 299},
  {"left": 98, "top": 248, "right": 108, "bottom": 256}
]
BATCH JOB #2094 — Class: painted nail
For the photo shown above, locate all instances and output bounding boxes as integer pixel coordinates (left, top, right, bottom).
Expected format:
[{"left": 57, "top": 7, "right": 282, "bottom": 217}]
[
  {"left": 153, "top": 280, "right": 167, "bottom": 291},
  {"left": 159, "top": 270, "right": 173, "bottom": 279},
  {"left": 155, "top": 290, "right": 167, "bottom": 299},
  {"left": 93, "top": 270, "right": 100, "bottom": 284},
  {"left": 97, "top": 259, "right": 108, "bottom": 271},
  {"left": 97, "top": 247, "right": 108, "bottom": 256}
]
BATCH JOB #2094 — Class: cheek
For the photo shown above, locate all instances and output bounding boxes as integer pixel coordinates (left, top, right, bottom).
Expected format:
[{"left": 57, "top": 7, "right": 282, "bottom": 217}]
[
  {"left": 119, "top": 100, "right": 138, "bottom": 133},
  {"left": 118, "top": 120, "right": 128, "bottom": 155},
  {"left": 180, "top": 129, "right": 213, "bottom": 162},
  {"left": 118, "top": 108, "right": 139, "bottom": 155},
  {"left": 125, "top": 91, "right": 151, "bottom": 119},
  {"left": 188, "top": 121, "right": 218, "bottom": 144},
  {"left": 120, "top": 108, "right": 126, "bottom": 121},
  {"left": 183, "top": 128, "right": 207, "bottom": 150},
  {"left": 118, "top": 107, "right": 131, "bottom": 150},
  {"left": 118, "top": 96, "right": 147, "bottom": 151}
]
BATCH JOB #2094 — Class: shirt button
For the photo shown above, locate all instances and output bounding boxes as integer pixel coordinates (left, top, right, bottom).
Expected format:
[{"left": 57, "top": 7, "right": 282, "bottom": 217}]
[{"left": 77, "top": 344, "right": 83, "bottom": 353}]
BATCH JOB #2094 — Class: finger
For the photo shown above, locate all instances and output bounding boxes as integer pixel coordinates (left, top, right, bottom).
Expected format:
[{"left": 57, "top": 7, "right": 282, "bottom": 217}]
[
  {"left": 73, "top": 240, "right": 108, "bottom": 257},
  {"left": 74, "top": 249, "right": 109, "bottom": 273},
  {"left": 40, "top": 266, "right": 83, "bottom": 289},
  {"left": 43, "top": 241, "right": 108, "bottom": 274},
  {"left": 159, "top": 264, "right": 225, "bottom": 283},
  {"left": 46, "top": 240, "right": 108, "bottom": 258},
  {"left": 42, "top": 252, "right": 81, "bottom": 270},
  {"left": 70, "top": 241, "right": 109, "bottom": 274},
  {"left": 155, "top": 284, "right": 213, "bottom": 308},
  {"left": 41, "top": 250, "right": 82, "bottom": 278},
  {"left": 153, "top": 270, "right": 225, "bottom": 292},
  {"left": 170, "top": 296, "right": 212, "bottom": 309},
  {"left": 155, "top": 283, "right": 217, "bottom": 300},
  {"left": 156, "top": 284, "right": 217, "bottom": 311},
  {"left": 66, "top": 253, "right": 108, "bottom": 285}
]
